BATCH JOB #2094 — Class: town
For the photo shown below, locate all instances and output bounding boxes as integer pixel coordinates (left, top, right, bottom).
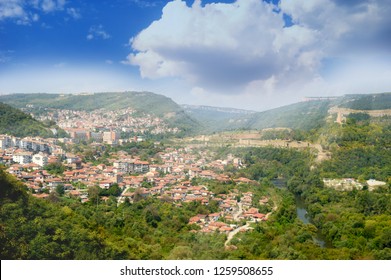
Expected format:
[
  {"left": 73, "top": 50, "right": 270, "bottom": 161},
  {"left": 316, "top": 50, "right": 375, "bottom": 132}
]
[
  {"left": 0, "top": 130, "right": 274, "bottom": 238},
  {"left": 24, "top": 106, "right": 180, "bottom": 143}
]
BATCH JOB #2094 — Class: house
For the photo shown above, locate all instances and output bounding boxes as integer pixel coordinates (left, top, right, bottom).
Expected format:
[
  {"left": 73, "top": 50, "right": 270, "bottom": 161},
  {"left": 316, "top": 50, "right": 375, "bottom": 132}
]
[
  {"left": 99, "top": 181, "right": 113, "bottom": 189},
  {"left": 188, "top": 216, "right": 202, "bottom": 224},
  {"left": 199, "top": 170, "right": 216, "bottom": 179},
  {"left": 253, "top": 213, "right": 267, "bottom": 221},
  {"left": 32, "top": 193, "right": 49, "bottom": 199},
  {"left": 208, "top": 212, "right": 222, "bottom": 221},
  {"left": 32, "top": 153, "right": 49, "bottom": 167},
  {"left": 25, "top": 163, "right": 41, "bottom": 171},
  {"left": 47, "top": 178, "right": 64, "bottom": 188},
  {"left": 66, "top": 153, "right": 81, "bottom": 164},
  {"left": 69, "top": 190, "right": 82, "bottom": 198},
  {"left": 219, "top": 226, "right": 234, "bottom": 233}
]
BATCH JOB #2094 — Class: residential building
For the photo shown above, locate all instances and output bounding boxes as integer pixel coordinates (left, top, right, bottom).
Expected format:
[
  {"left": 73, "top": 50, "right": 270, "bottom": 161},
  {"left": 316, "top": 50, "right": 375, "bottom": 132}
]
[
  {"left": 13, "top": 152, "right": 33, "bottom": 165},
  {"left": 32, "top": 153, "right": 49, "bottom": 167}
]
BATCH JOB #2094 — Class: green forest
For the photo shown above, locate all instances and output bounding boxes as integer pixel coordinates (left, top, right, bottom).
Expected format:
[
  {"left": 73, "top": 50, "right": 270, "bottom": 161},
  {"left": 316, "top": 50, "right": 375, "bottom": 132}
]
[{"left": 0, "top": 102, "right": 58, "bottom": 138}]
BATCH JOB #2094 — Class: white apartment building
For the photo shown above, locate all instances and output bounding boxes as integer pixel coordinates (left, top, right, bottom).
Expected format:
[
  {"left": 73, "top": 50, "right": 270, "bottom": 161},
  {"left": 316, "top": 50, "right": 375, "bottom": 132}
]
[
  {"left": 32, "top": 153, "right": 49, "bottom": 167},
  {"left": 12, "top": 152, "right": 33, "bottom": 165}
]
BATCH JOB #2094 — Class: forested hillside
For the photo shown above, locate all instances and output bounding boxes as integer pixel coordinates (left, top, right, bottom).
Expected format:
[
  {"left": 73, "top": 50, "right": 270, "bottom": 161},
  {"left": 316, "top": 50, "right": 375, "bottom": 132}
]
[
  {"left": 0, "top": 102, "right": 57, "bottom": 138},
  {"left": 318, "top": 114, "right": 391, "bottom": 181},
  {"left": 0, "top": 92, "right": 200, "bottom": 136},
  {"left": 184, "top": 93, "right": 391, "bottom": 132},
  {"left": 340, "top": 93, "right": 391, "bottom": 110}
]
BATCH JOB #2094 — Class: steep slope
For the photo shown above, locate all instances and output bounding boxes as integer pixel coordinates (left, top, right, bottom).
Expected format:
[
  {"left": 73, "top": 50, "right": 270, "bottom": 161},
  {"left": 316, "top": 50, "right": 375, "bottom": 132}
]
[
  {"left": 191, "top": 93, "right": 391, "bottom": 132},
  {"left": 188, "top": 99, "right": 336, "bottom": 132},
  {"left": 244, "top": 99, "right": 334, "bottom": 131},
  {"left": 0, "top": 167, "right": 118, "bottom": 259},
  {"left": 0, "top": 102, "right": 56, "bottom": 138},
  {"left": 181, "top": 104, "right": 256, "bottom": 132}
]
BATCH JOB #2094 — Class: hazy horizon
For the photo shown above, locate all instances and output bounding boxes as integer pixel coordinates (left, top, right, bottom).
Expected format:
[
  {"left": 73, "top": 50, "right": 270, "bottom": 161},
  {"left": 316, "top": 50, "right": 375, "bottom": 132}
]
[{"left": 1, "top": 0, "right": 391, "bottom": 111}]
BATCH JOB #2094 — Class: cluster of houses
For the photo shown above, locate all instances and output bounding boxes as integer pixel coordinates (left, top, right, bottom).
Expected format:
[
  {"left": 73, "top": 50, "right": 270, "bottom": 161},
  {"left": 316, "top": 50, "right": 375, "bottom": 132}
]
[
  {"left": 30, "top": 107, "right": 180, "bottom": 143},
  {"left": 187, "top": 189, "right": 269, "bottom": 234},
  {"left": 2, "top": 132, "right": 271, "bottom": 234},
  {"left": 0, "top": 134, "right": 65, "bottom": 167}
]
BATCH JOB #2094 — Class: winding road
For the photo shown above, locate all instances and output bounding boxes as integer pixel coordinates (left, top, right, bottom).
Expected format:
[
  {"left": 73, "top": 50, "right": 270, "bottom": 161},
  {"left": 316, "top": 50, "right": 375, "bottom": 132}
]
[{"left": 224, "top": 199, "right": 278, "bottom": 248}]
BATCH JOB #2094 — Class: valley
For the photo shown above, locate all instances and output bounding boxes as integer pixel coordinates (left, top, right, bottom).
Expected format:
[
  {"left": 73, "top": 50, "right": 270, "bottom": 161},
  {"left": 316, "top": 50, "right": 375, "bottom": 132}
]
[{"left": 0, "top": 92, "right": 390, "bottom": 260}]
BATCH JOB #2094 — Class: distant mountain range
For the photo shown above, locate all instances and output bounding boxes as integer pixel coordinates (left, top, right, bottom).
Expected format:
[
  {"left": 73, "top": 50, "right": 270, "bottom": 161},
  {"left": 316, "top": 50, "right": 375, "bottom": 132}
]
[
  {"left": 1, "top": 92, "right": 390, "bottom": 136},
  {"left": 183, "top": 93, "right": 391, "bottom": 132}
]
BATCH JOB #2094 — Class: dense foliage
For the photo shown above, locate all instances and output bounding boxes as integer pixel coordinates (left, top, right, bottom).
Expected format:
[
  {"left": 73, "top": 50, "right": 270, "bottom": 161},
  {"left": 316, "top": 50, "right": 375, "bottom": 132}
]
[
  {"left": 1, "top": 136, "right": 390, "bottom": 260},
  {"left": 0, "top": 167, "right": 229, "bottom": 259},
  {"left": 226, "top": 143, "right": 391, "bottom": 259},
  {"left": 319, "top": 115, "right": 391, "bottom": 181},
  {"left": 0, "top": 102, "right": 55, "bottom": 138},
  {"left": 341, "top": 93, "right": 391, "bottom": 110}
]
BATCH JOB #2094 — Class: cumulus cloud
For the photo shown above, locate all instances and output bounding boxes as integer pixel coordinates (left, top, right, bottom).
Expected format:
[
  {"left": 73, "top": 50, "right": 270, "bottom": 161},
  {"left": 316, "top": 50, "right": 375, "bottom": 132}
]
[
  {"left": 0, "top": 0, "right": 76, "bottom": 24},
  {"left": 129, "top": 1, "right": 278, "bottom": 85},
  {"left": 127, "top": 0, "right": 391, "bottom": 107},
  {"left": 87, "top": 25, "right": 111, "bottom": 41},
  {"left": 281, "top": 0, "right": 391, "bottom": 54}
]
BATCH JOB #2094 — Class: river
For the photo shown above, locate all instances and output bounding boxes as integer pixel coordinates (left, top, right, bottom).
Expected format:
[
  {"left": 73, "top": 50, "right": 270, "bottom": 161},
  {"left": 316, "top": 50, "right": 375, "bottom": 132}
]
[
  {"left": 295, "top": 195, "right": 331, "bottom": 248},
  {"left": 272, "top": 179, "right": 330, "bottom": 248}
]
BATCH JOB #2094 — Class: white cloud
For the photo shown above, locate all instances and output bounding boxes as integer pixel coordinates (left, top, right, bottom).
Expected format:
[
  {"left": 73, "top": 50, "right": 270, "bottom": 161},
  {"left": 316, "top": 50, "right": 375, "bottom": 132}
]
[
  {"left": 39, "top": 0, "right": 66, "bottom": 12},
  {"left": 128, "top": 0, "right": 288, "bottom": 89},
  {"left": 127, "top": 0, "right": 325, "bottom": 97},
  {"left": 31, "top": 13, "right": 39, "bottom": 21},
  {"left": 66, "top": 7, "right": 81, "bottom": 19},
  {"left": 0, "top": 0, "right": 26, "bottom": 21},
  {"left": 130, "top": 0, "right": 159, "bottom": 8},
  {"left": 0, "top": 0, "right": 75, "bottom": 24},
  {"left": 127, "top": 0, "right": 391, "bottom": 109},
  {"left": 87, "top": 25, "right": 111, "bottom": 41}
]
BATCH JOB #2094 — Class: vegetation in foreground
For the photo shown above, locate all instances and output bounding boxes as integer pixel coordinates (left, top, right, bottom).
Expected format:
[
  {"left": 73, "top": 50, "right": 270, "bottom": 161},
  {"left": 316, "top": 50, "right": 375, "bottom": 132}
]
[
  {"left": 1, "top": 97, "right": 390, "bottom": 260},
  {"left": 0, "top": 102, "right": 62, "bottom": 138}
]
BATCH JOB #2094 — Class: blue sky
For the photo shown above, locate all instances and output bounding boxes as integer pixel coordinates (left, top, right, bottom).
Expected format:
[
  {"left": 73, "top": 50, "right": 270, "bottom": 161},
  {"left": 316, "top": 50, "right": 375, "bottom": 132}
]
[{"left": 1, "top": 0, "right": 391, "bottom": 110}]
